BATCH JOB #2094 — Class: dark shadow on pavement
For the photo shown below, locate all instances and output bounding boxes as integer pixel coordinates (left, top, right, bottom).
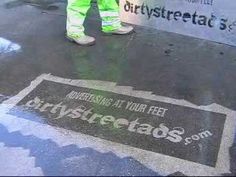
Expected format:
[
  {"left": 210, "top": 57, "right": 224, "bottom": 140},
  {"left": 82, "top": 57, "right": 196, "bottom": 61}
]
[{"left": 4, "top": 0, "right": 66, "bottom": 10}]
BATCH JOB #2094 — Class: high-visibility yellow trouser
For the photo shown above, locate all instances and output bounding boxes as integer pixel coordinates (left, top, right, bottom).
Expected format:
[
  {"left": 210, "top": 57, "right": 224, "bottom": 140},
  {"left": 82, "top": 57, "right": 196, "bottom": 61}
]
[{"left": 67, "top": 0, "right": 121, "bottom": 38}]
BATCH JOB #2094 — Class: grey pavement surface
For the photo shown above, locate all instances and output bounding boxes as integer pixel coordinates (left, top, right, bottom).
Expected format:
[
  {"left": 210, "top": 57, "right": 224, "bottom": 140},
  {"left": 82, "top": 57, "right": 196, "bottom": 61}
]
[{"left": 0, "top": 0, "right": 236, "bottom": 176}]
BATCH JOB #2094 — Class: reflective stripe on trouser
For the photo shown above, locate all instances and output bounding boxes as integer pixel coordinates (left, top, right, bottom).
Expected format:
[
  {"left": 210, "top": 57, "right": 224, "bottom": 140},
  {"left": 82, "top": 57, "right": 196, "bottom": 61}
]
[{"left": 67, "top": 0, "right": 121, "bottom": 38}]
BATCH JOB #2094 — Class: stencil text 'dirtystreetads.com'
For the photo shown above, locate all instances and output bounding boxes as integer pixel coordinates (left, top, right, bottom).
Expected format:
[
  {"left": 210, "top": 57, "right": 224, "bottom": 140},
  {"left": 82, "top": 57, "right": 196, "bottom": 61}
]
[
  {"left": 23, "top": 96, "right": 213, "bottom": 146},
  {"left": 123, "top": 0, "right": 235, "bottom": 32}
]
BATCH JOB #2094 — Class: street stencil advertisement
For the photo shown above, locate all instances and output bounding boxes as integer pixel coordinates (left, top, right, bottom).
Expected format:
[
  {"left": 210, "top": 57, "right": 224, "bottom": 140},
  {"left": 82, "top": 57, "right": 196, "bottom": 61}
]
[
  {"left": 120, "top": 0, "right": 236, "bottom": 46},
  {"left": 0, "top": 74, "right": 235, "bottom": 176}
]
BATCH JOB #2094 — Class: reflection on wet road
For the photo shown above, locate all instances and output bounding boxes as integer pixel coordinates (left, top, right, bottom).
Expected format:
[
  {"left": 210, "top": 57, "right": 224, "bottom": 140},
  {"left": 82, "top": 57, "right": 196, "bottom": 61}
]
[
  {"left": 0, "top": 38, "right": 21, "bottom": 55},
  {"left": 0, "top": 123, "right": 161, "bottom": 176}
]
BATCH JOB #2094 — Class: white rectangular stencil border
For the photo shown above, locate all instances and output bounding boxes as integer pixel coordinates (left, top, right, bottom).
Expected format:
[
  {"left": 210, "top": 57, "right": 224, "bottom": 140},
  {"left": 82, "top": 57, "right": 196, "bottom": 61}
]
[{"left": 0, "top": 73, "right": 235, "bottom": 176}]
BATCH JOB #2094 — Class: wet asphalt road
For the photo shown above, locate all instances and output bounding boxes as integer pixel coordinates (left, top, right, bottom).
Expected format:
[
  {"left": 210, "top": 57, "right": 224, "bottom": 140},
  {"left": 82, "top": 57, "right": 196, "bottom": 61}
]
[{"left": 0, "top": 0, "right": 236, "bottom": 176}]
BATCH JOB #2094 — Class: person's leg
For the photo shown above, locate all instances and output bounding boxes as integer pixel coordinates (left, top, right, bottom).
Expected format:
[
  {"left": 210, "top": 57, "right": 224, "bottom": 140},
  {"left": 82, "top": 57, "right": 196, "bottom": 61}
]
[
  {"left": 97, "top": 0, "right": 134, "bottom": 34},
  {"left": 97, "top": 0, "right": 121, "bottom": 33},
  {"left": 66, "top": 0, "right": 91, "bottom": 38}
]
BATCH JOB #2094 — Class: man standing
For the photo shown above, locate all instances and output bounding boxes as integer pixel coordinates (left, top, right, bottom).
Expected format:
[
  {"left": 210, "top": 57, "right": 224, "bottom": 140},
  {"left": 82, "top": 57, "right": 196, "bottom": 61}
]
[{"left": 67, "top": 0, "right": 134, "bottom": 46}]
